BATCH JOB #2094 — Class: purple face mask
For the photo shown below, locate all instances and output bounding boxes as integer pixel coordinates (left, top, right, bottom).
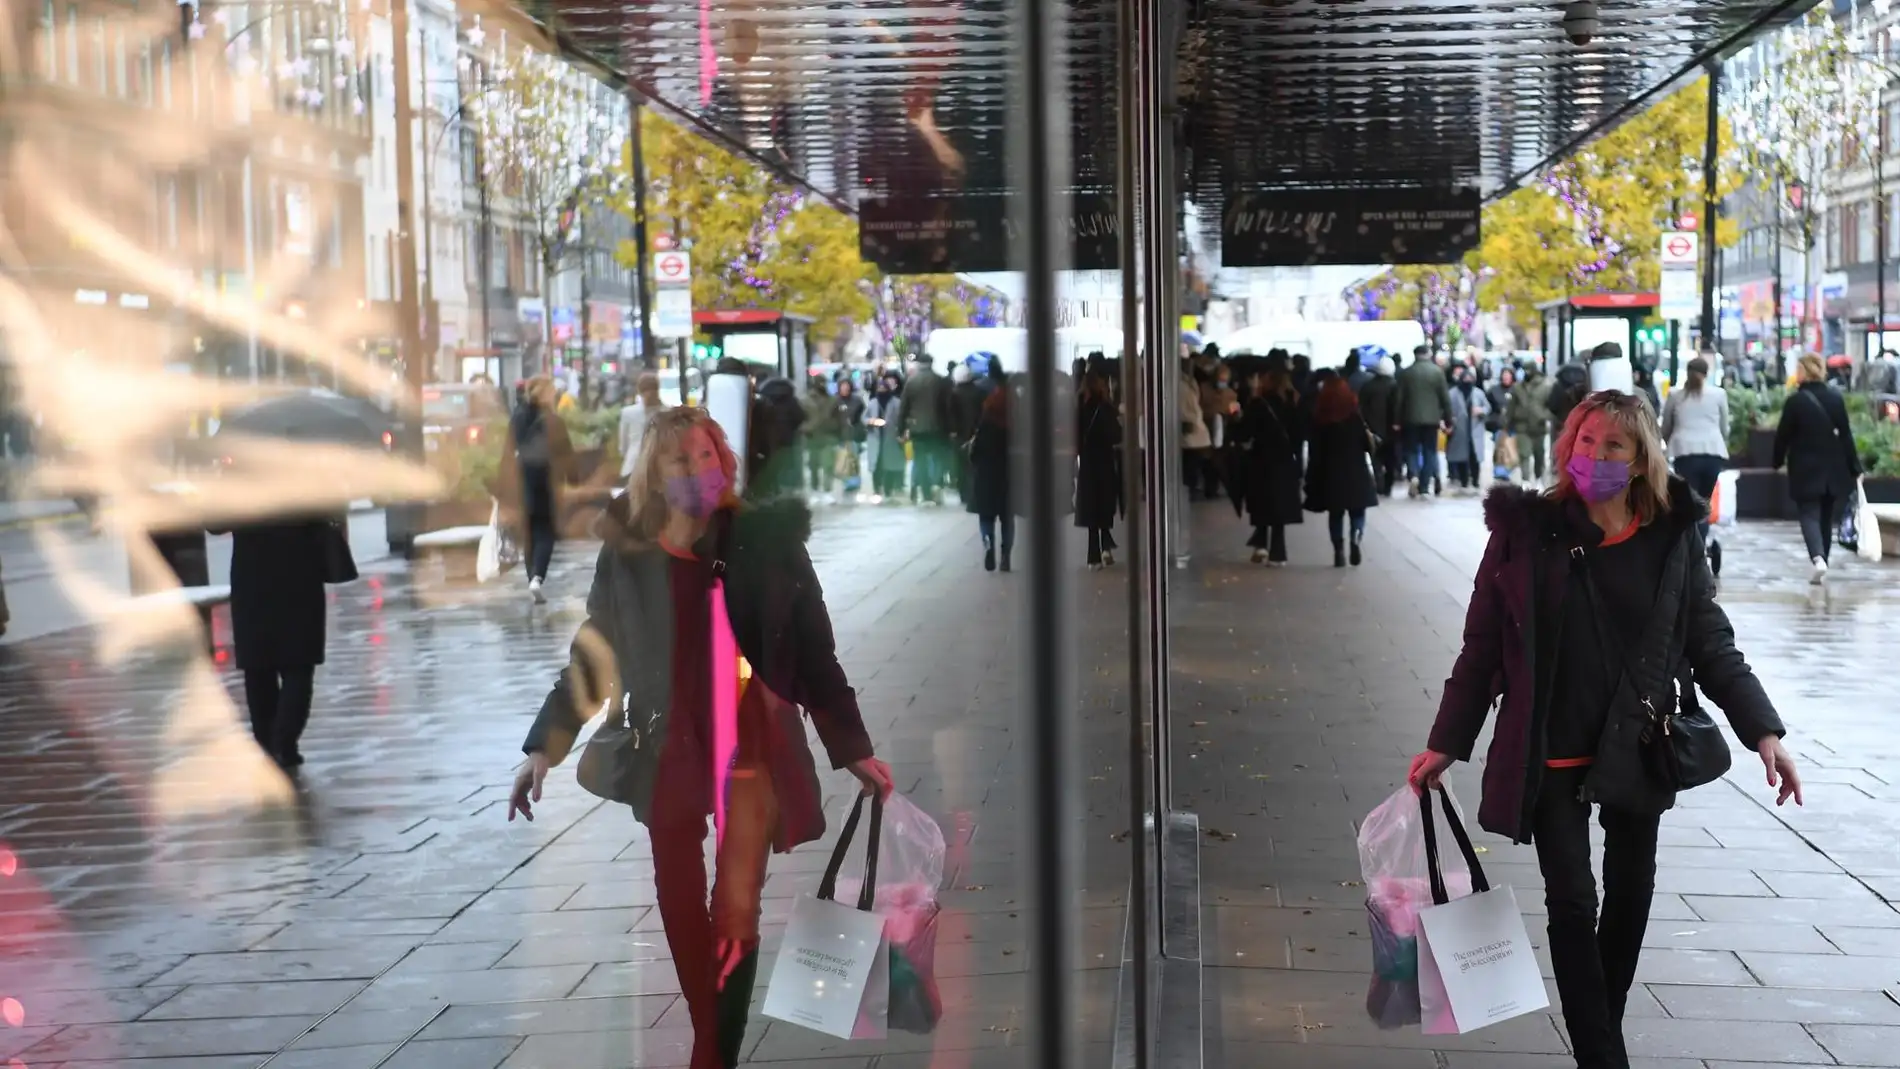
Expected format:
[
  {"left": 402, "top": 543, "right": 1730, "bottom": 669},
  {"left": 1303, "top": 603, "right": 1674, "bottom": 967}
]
[
  {"left": 664, "top": 467, "right": 727, "bottom": 518},
  {"left": 1565, "top": 453, "right": 1631, "bottom": 504}
]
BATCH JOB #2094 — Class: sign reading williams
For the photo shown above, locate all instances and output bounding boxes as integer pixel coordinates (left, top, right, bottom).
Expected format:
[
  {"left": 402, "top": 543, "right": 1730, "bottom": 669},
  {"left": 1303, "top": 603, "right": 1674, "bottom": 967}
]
[
  {"left": 860, "top": 193, "right": 1119, "bottom": 273},
  {"left": 1221, "top": 189, "right": 1480, "bottom": 267}
]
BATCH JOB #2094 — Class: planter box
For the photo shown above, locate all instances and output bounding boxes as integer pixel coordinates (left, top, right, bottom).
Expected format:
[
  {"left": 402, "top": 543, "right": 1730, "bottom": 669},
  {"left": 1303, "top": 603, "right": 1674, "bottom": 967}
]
[
  {"left": 1734, "top": 469, "right": 1797, "bottom": 521},
  {"left": 1743, "top": 427, "right": 1778, "bottom": 470},
  {"left": 1863, "top": 476, "right": 1900, "bottom": 505}
]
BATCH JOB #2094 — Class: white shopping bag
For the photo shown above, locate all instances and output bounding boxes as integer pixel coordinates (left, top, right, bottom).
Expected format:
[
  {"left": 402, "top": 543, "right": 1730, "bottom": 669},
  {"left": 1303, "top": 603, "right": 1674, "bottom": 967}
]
[
  {"left": 761, "top": 894, "right": 888, "bottom": 1039},
  {"left": 762, "top": 793, "right": 893, "bottom": 1039},
  {"left": 475, "top": 499, "right": 518, "bottom": 582},
  {"left": 1855, "top": 478, "right": 1883, "bottom": 563},
  {"left": 1418, "top": 885, "right": 1546, "bottom": 1034},
  {"left": 1709, "top": 468, "right": 1739, "bottom": 527}
]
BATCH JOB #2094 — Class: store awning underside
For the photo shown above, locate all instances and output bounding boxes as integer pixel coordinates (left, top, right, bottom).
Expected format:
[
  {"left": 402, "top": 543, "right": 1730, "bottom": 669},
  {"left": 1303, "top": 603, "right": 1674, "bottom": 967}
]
[{"left": 536, "top": 0, "right": 1815, "bottom": 215}]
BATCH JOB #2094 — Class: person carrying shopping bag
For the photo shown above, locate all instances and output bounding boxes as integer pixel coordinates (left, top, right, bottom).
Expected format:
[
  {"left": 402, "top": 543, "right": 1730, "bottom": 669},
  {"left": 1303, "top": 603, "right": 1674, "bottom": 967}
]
[
  {"left": 507, "top": 406, "right": 894, "bottom": 1069},
  {"left": 1408, "top": 390, "right": 1801, "bottom": 1069}
]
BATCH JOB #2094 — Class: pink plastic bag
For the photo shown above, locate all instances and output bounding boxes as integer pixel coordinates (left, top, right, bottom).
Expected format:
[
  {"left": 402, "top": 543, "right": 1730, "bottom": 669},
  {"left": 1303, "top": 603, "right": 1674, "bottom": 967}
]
[
  {"left": 1357, "top": 784, "right": 1473, "bottom": 1029},
  {"left": 830, "top": 791, "right": 946, "bottom": 1036}
]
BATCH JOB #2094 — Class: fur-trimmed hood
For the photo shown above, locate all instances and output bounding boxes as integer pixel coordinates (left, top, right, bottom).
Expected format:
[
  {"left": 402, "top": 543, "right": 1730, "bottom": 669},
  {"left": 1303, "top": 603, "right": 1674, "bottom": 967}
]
[
  {"left": 1480, "top": 474, "right": 1706, "bottom": 542},
  {"left": 594, "top": 491, "right": 814, "bottom": 558}
]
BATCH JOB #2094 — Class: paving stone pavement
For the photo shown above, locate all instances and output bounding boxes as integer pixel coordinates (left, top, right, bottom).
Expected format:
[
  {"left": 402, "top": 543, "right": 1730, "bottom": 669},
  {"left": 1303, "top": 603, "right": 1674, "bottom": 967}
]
[
  {"left": 5, "top": 485, "right": 1899, "bottom": 1069},
  {"left": 0, "top": 502, "right": 1135, "bottom": 1069},
  {"left": 1176, "top": 490, "right": 1900, "bottom": 1068}
]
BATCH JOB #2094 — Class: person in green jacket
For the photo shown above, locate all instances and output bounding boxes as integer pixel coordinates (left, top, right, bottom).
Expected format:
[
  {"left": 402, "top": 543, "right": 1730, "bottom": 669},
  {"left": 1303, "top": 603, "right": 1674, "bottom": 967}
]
[
  {"left": 1505, "top": 368, "right": 1555, "bottom": 485},
  {"left": 1394, "top": 346, "right": 1452, "bottom": 497}
]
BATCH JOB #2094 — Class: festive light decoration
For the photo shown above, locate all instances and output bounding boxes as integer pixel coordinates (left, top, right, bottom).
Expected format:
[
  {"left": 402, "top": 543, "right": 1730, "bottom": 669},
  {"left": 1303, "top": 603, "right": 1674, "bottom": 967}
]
[{"left": 1544, "top": 161, "right": 1622, "bottom": 286}]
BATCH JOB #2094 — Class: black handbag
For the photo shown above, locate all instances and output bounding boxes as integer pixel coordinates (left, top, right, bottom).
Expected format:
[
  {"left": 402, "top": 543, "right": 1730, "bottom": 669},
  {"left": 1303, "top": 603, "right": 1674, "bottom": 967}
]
[
  {"left": 1578, "top": 563, "right": 1732, "bottom": 792},
  {"left": 320, "top": 520, "right": 359, "bottom": 585}
]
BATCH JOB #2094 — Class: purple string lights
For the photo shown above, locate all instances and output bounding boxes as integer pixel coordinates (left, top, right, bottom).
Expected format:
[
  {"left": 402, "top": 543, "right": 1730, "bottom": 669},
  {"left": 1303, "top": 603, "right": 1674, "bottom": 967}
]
[{"left": 1545, "top": 163, "right": 1622, "bottom": 286}]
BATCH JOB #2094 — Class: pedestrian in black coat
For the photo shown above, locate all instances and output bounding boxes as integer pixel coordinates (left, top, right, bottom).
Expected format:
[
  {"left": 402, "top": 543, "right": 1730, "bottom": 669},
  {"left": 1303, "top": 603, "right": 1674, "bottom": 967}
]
[
  {"left": 1232, "top": 365, "right": 1305, "bottom": 565},
  {"left": 1073, "top": 373, "right": 1122, "bottom": 567},
  {"left": 1773, "top": 354, "right": 1863, "bottom": 579},
  {"left": 498, "top": 376, "right": 573, "bottom": 602},
  {"left": 1303, "top": 377, "right": 1378, "bottom": 567},
  {"left": 220, "top": 514, "right": 333, "bottom": 770},
  {"left": 966, "top": 366, "right": 1017, "bottom": 572}
]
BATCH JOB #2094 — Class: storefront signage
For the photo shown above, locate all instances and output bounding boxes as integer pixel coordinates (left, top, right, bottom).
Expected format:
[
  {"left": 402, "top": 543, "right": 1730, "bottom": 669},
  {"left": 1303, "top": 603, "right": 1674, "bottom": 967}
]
[
  {"left": 859, "top": 192, "right": 1119, "bottom": 273},
  {"left": 1219, "top": 188, "right": 1481, "bottom": 267}
]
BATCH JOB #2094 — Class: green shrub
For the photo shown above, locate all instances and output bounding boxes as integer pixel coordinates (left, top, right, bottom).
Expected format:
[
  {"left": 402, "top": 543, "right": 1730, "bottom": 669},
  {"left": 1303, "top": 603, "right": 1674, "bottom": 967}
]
[
  {"left": 561, "top": 406, "right": 621, "bottom": 452},
  {"left": 1857, "top": 421, "right": 1900, "bottom": 478}
]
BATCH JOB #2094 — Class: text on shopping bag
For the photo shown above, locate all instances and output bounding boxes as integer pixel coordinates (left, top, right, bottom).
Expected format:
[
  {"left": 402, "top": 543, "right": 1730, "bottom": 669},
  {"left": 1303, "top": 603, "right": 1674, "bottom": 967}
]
[
  {"left": 1418, "top": 885, "right": 1547, "bottom": 1033},
  {"left": 761, "top": 894, "right": 889, "bottom": 1039}
]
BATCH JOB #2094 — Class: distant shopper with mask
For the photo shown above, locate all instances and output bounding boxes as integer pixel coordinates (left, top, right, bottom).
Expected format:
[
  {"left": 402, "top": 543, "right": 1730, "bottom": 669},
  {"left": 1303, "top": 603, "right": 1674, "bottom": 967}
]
[
  {"left": 1410, "top": 390, "right": 1800, "bottom": 1069},
  {"left": 509, "top": 405, "right": 894, "bottom": 1069}
]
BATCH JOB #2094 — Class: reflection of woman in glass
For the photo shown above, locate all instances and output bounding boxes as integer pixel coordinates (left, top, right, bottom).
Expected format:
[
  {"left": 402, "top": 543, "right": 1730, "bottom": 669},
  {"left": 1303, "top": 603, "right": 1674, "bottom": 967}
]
[{"left": 508, "top": 407, "right": 893, "bottom": 1069}]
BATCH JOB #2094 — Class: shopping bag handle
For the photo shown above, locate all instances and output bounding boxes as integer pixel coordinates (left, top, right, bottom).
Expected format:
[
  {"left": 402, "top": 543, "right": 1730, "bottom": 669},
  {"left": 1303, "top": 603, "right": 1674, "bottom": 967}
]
[
  {"left": 1419, "top": 786, "right": 1490, "bottom": 906},
  {"left": 816, "top": 791, "right": 884, "bottom": 912}
]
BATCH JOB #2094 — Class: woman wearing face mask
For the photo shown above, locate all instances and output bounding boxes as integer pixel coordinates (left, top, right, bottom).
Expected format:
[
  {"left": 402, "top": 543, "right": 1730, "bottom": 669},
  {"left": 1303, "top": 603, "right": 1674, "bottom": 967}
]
[
  {"left": 1409, "top": 391, "right": 1801, "bottom": 1069},
  {"left": 508, "top": 406, "right": 894, "bottom": 1069}
]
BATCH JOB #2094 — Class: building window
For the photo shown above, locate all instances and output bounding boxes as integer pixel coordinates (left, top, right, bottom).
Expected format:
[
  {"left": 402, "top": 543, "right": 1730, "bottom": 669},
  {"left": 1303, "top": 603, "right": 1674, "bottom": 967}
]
[
  {"left": 160, "top": 41, "right": 171, "bottom": 108},
  {"left": 1826, "top": 206, "right": 1842, "bottom": 269},
  {"left": 113, "top": 24, "right": 125, "bottom": 96},
  {"left": 1859, "top": 200, "right": 1877, "bottom": 265}
]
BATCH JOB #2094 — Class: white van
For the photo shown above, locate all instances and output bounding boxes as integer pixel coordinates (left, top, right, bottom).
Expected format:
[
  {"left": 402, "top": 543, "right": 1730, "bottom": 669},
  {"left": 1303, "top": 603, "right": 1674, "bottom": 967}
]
[
  {"left": 924, "top": 324, "right": 1126, "bottom": 374},
  {"left": 1209, "top": 320, "right": 1427, "bottom": 363}
]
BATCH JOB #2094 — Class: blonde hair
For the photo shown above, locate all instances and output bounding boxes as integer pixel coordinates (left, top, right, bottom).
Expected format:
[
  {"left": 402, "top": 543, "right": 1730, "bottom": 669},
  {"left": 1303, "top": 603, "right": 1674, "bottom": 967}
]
[
  {"left": 635, "top": 371, "right": 663, "bottom": 407},
  {"left": 526, "top": 374, "right": 557, "bottom": 407},
  {"left": 1550, "top": 390, "right": 1673, "bottom": 524},
  {"left": 622, "top": 406, "right": 744, "bottom": 541},
  {"left": 1795, "top": 353, "right": 1827, "bottom": 384}
]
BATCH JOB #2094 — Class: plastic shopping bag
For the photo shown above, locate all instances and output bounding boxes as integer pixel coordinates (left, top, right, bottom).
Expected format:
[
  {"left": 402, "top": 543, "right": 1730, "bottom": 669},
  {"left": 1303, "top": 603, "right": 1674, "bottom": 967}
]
[
  {"left": 763, "top": 792, "right": 946, "bottom": 1039},
  {"left": 475, "top": 499, "right": 519, "bottom": 583},
  {"left": 831, "top": 791, "right": 946, "bottom": 1035},
  {"left": 1357, "top": 784, "right": 1473, "bottom": 1029},
  {"left": 1855, "top": 478, "right": 1883, "bottom": 563}
]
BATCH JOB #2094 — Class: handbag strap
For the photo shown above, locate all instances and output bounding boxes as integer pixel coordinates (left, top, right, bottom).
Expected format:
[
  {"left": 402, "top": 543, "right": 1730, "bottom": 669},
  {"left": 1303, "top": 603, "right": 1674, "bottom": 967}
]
[
  {"left": 816, "top": 792, "right": 884, "bottom": 912},
  {"left": 1419, "top": 786, "right": 1490, "bottom": 905}
]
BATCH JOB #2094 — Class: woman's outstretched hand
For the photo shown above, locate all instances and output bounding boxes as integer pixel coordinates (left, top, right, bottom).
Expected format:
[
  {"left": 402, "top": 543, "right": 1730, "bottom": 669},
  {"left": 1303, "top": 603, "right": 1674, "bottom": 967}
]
[
  {"left": 1758, "top": 737, "right": 1804, "bottom": 807},
  {"left": 1408, "top": 750, "right": 1455, "bottom": 791},
  {"left": 508, "top": 752, "right": 550, "bottom": 822},
  {"left": 850, "top": 756, "right": 895, "bottom": 798}
]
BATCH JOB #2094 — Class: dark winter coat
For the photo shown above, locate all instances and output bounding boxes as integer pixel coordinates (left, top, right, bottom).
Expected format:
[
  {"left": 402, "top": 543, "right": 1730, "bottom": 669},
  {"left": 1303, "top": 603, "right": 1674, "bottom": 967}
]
[
  {"left": 965, "top": 400, "right": 1015, "bottom": 519},
  {"left": 1357, "top": 375, "right": 1400, "bottom": 437},
  {"left": 1505, "top": 373, "right": 1554, "bottom": 435},
  {"left": 498, "top": 402, "right": 574, "bottom": 532},
  {"left": 1546, "top": 363, "right": 1591, "bottom": 432},
  {"left": 521, "top": 497, "right": 873, "bottom": 852},
  {"left": 224, "top": 518, "right": 332, "bottom": 671},
  {"left": 1073, "top": 397, "right": 1123, "bottom": 528},
  {"left": 897, "top": 366, "right": 951, "bottom": 436},
  {"left": 1396, "top": 358, "right": 1452, "bottom": 427},
  {"left": 1773, "top": 382, "right": 1861, "bottom": 503},
  {"left": 950, "top": 380, "right": 988, "bottom": 444},
  {"left": 1427, "top": 479, "right": 1783, "bottom": 844},
  {"left": 1235, "top": 392, "right": 1305, "bottom": 527},
  {"left": 1302, "top": 415, "right": 1378, "bottom": 514},
  {"left": 749, "top": 377, "right": 807, "bottom": 496}
]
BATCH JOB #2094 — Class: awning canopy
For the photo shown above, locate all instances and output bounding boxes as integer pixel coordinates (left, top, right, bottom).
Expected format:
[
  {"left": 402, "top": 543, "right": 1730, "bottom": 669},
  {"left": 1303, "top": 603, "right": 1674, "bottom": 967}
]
[{"left": 531, "top": 0, "right": 1814, "bottom": 218}]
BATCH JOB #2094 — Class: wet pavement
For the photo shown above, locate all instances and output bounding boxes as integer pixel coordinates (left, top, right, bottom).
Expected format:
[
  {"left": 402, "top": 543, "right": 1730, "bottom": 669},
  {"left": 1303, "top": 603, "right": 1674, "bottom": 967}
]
[
  {"left": 0, "top": 501, "right": 1132, "bottom": 1069},
  {"left": 1178, "top": 490, "right": 1900, "bottom": 1068},
  {"left": 0, "top": 488, "right": 1896, "bottom": 1068}
]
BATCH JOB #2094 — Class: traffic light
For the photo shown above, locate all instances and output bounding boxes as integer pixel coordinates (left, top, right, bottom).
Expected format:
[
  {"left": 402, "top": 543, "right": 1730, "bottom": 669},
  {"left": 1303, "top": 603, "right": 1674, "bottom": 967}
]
[
  {"left": 693, "top": 342, "right": 722, "bottom": 362},
  {"left": 1637, "top": 326, "right": 1667, "bottom": 346}
]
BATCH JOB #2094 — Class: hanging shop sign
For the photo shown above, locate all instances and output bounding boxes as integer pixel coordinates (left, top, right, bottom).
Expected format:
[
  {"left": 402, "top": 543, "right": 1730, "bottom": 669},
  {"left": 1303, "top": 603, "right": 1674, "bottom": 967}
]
[
  {"left": 859, "top": 192, "right": 1119, "bottom": 273},
  {"left": 1220, "top": 188, "right": 1481, "bottom": 267},
  {"left": 652, "top": 288, "right": 693, "bottom": 338}
]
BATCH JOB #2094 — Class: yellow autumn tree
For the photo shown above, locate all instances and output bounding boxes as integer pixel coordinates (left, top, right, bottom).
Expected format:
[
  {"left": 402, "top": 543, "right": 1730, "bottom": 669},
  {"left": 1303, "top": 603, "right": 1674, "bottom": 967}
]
[
  {"left": 615, "top": 113, "right": 974, "bottom": 351},
  {"left": 1475, "top": 75, "right": 1742, "bottom": 335}
]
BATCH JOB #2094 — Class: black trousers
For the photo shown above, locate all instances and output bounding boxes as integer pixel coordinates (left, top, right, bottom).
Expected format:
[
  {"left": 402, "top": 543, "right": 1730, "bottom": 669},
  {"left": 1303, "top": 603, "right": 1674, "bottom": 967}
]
[
  {"left": 1534, "top": 765, "right": 1661, "bottom": 1069},
  {"left": 1672, "top": 454, "right": 1725, "bottom": 547},
  {"left": 1086, "top": 525, "right": 1117, "bottom": 564},
  {"left": 521, "top": 465, "right": 557, "bottom": 581},
  {"left": 1247, "top": 524, "right": 1287, "bottom": 561},
  {"left": 243, "top": 665, "right": 316, "bottom": 765},
  {"left": 1797, "top": 493, "right": 1839, "bottom": 564}
]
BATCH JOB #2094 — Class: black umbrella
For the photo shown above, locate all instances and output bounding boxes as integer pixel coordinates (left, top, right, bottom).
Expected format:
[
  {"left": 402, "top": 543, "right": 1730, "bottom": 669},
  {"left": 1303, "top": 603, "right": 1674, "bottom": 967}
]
[{"left": 217, "top": 391, "right": 391, "bottom": 447}]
